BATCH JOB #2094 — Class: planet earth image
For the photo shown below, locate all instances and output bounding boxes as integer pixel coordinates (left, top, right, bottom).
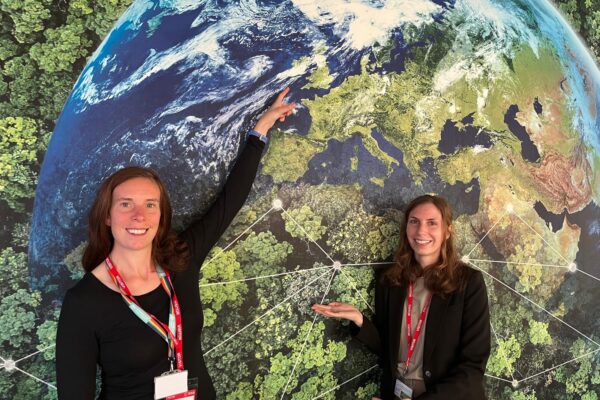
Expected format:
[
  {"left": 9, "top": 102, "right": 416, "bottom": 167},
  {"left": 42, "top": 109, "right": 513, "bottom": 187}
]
[{"left": 28, "top": 0, "right": 600, "bottom": 398}]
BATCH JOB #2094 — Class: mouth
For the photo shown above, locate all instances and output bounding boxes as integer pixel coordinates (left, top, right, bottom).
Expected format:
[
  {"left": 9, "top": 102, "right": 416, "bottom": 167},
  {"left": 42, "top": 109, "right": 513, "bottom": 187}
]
[
  {"left": 126, "top": 228, "right": 149, "bottom": 235},
  {"left": 414, "top": 239, "right": 432, "bottom": 245}
]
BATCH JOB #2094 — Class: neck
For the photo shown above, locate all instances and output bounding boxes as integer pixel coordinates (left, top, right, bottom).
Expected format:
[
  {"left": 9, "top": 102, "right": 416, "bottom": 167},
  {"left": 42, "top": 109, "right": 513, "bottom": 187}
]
[
  {"left": 108, "top": 247, "right": 155, "bottom": 280},
  {"left": 415, "top": 254, "right": 439, "bottom": 269}
]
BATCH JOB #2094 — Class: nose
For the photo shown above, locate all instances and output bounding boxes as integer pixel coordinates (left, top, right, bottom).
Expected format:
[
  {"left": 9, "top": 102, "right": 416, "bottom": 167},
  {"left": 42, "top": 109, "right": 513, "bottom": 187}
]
[{"left": 131, "top": 206, "right": 146, "bottom": 221}]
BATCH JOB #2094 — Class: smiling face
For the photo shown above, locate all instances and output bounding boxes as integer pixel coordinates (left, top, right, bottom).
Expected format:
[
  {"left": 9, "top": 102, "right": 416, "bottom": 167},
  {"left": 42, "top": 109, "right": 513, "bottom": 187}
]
[
  {"left": 406, "top": 202, "right": 451, "bottom": 268},
  {"left": 106, "top": 177, "right": 162, "bottom": 255}
]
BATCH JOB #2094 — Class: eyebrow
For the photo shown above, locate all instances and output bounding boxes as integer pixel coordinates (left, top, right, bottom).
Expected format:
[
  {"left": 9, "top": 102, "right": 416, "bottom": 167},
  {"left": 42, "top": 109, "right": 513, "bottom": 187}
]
[{"left": 114, "top": 197, "right": 160, "bottom": 202}]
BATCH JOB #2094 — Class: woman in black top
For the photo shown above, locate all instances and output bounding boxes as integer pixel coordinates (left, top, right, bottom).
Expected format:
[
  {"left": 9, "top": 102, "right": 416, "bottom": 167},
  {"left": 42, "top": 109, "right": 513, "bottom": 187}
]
[
  {"left": 56, "top": 90, "right": 295, "bottom": 399},
  {"left": 313, "top": 195, "right": 490, "bottom": 399}
]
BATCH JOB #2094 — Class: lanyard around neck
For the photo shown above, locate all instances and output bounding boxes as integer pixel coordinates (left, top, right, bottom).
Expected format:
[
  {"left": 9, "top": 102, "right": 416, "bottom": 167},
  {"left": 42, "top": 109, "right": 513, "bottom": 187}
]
[
  {"left": 104, "top": 256, "right": 184, "bottom": 371},
  {"left": 403, "top": 282, "right": 432, "bottom": 374}
]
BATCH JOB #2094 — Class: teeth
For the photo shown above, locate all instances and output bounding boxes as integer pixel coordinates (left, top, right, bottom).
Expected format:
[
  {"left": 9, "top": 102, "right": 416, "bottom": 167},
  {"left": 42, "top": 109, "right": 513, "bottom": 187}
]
[
  {"left": 127, "top": 229, "right": 147, "bottom": 235},
  {"left": 415, "top": 239, "right": 431, "bottom": 244}
]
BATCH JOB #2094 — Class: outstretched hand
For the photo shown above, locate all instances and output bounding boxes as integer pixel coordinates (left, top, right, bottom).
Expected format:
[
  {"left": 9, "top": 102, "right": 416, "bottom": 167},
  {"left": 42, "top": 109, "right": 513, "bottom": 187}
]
[
  {"left": 253, "top": 87, "right": 296, "bottom": 136},
  {"left": 311, "top": 302, "right": 364, "bottom": 327}
]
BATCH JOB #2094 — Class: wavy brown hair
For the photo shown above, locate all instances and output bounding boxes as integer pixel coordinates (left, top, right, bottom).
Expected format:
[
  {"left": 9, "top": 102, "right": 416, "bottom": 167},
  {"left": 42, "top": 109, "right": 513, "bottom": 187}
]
[
  {"left": 381, "top": 195, "right": 466, "bottom": 296},
  {"left": 82, "top": 167, "right": 189, "bottom": 273}
]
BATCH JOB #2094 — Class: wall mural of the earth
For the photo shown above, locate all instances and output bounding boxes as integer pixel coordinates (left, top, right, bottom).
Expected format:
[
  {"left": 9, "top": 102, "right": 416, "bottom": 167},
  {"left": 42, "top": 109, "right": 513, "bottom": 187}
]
[{"left": 27, "top": 0, "right": 600, "bottom": 398}]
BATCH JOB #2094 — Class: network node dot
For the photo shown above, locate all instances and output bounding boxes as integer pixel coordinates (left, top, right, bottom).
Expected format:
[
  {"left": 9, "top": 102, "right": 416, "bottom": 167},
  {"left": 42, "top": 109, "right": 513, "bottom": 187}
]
[
  {"left": 568, "top": 262, "right": 577, "bottom": 273},
  {"left": 272, "top": 198, "right": 283, "bottom": 210},
  {"left": 3, "top": 359, "right": 15, "bottom": 371},
  {"left": 511, "top": 379, "right": 519, "bottom": 388},
  {"left": 332, "top": 261, "right": 342, "bottom": 271},
  {"left": 505, "top": 203, "right": 514, "bottom": 213},
  {"left": 461, "top": 255, "right": 470, "bottom": 263}
]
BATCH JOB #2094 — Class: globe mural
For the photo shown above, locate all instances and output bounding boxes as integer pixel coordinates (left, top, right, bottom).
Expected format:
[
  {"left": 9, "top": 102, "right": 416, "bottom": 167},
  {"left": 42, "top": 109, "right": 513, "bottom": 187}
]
[{"left": 24, "top": 0, "right": 600, "bottom": 398}]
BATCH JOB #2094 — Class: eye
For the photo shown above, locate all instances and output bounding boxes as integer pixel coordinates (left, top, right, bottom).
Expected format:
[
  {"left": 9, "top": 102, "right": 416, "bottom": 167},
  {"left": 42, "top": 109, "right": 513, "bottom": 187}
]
[
  {"left": 146, "top": 202, "right": 158, "bottom": 209},
  {"left": 408, "top": 219, "right": 418, "bottom": 224},
  {"left": 428, "top": 220, "right": 438, "bottom": 226},
  {"left": 119, "top": 201, "right": 131, "bottom": 208}
]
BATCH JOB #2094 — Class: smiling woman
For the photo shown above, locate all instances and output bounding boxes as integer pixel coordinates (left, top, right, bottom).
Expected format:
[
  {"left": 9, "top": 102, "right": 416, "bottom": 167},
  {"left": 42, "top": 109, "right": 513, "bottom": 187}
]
[
  {"left": 313, "top": 195, "right": 491, "bottom": 399},
  {"left": 55, "top": 89, "right": 296, "bottom": 400}
]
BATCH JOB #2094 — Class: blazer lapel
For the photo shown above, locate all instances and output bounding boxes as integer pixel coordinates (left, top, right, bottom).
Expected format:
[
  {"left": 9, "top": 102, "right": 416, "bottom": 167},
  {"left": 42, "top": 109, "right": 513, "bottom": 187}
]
[
  {"left": 423, "top": 293, "right": 450, "bottom": 367},
  {"left": 388, "top": 285, "right": 406, "bottom": 376}
]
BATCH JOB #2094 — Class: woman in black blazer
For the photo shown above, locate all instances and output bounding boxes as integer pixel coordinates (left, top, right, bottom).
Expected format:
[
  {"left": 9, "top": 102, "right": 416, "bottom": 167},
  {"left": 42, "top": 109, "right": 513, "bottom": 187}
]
[{"left": 313, "top": 195, "right": 490, "bottom": 399}]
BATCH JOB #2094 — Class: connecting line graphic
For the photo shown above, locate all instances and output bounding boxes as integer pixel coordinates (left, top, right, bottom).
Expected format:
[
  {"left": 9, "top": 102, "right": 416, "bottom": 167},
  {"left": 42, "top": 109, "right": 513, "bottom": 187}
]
[
  {"left": 468, "top": 260, "right": 600, "bottom": 346},
  {"left": 203, "top": 268, "right": 333, "bottom": 357},
  {"left": 489, "top": 322, "right": 517, "bottom": 383},
  {"left": 515, "top": 347, "right": 600, "bottom": 384},
  {"left": 340, "top": 262, "right": 395, "bottom": 267},
  {"left": 281, "top": 207, "right": 335, "bottom": 264},
  {"left": 484, "top": 374, "right": 513, "bottom": 384},
  {"left": 465, "top": 211, "right": 508, "bottom": 258},
  {"left": 1, "top": 344, "right": 57, "bottom": 390},
  {"left": 338, "top": 268, "right": 374, "bottom": 314},
  {"left": 199, "top": 265, "right": 331, "bottom": 287},
  {"left": 280, "top": 269, "right": 337, "bottom": 400},
  {"left": 311, "top": 364, "right": 379, "bottom": 399},
  {"left": 468, "top": 259, "right": 569, "bottom": 269},
  {"left": 200, "top": 206, "right": 275, "bottom": 271}
]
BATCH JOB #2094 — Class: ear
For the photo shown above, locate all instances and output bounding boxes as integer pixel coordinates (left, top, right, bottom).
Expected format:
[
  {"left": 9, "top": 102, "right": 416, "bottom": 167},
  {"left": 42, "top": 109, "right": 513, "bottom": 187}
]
[
  {"left": 106, "top": 216, "right": 111, "bottom": 227},
  {"left": 446, "top": 224, "right": 452, "bottom": 239}
]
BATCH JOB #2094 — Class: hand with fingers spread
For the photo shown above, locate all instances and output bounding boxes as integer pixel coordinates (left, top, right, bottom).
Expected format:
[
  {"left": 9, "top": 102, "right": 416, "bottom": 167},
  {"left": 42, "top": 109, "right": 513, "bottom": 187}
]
[
  {"left": 311, "top": 301, "right": 364, "bottom": 327},
  {"left": 253, "top": 87, "right": 296, "bottom": 135}
]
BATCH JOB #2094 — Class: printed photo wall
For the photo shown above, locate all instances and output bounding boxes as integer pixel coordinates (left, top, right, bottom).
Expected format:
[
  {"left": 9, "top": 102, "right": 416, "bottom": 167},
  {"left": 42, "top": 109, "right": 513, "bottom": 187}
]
[{"left": 1, "top": 0, "right": 600, "bottom": 398}]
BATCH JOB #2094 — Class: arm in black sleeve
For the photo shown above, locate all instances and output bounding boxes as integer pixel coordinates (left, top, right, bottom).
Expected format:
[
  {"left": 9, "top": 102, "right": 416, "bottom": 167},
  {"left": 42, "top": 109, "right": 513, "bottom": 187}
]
[
  {"left": 56, "top": 290, "right": 98, "bottom": 400},
  {"left": 418, "top": 271, "right": 491, "bottom": 399},
  {"left": 181, "top": 134, "right": 265, "bottom": 264},
  {"left": 350, "top": 283, "right": 387, "bottom": 356}
]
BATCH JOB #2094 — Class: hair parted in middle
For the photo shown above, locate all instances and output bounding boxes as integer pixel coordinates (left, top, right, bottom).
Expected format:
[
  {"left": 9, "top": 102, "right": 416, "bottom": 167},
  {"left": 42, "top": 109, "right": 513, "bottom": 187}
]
[
  {"left": 82, "top": 166, "right": 189, "bottom": 273},
  {"left": 381, "top": 194, "right": 466, "bottom": 296}
]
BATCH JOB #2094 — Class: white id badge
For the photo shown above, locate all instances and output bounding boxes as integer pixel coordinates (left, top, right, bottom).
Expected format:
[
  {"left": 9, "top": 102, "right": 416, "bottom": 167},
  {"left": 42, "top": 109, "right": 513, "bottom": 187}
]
[
  {"left": 154, "top": 370, "right": 188, "bottom": 399},
  {"left": 394, "top": 378, "right": 413, "bottom": 399}
]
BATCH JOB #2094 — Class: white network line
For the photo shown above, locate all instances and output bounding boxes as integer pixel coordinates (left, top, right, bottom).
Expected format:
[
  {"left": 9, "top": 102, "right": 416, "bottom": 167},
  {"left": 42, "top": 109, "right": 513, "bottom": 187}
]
[
  {"left": 510, "top": 211, "right": 570, "bottom": 264},
  {"left": 1, "top": 344, "right": 57, "bottom": 391},
  {"left": 465, "top": 211, "right": 508, "bottom": 258},
  {"left": 469, "top": 259, "right": 568, "bottom": 269},
  {"left": 13, "top": 367, "right": 56, "bottom": 390},
  {"left": 15, "top": 344, "right": 56, "bottom": 364},
  {"left": 280, "top": 269, "right": 337, "bottom": 399},
  {"left": 204, "top": 268, "right": 333, "bottom": 356},
  {"left": 199, "top": 265, "right": 331, "bottom": 287},
  {"left": 489, "top": 322, "right": 517, "bottom": 382},
  {"left": 484, "top": 374, "right": 513, "bottom": 384},
  {"left": 281, "top": 207, "right": 335, "bottom": 264},
  {"left": 312, "top": 364, "right": 379, "bottom": 399},
  {"left": 338, "top": 268, "right": 374, "bottom": 313},
  {"left": 575, "top": 268, "right": 600, "bottom": 283},
  {"left": 469, "top": 260, "right": 600, "bottom": 348},
  {"left": 516, "top": 347, "right": 600, "bottom": 384},
  {"left": 508, "top": 210, "right": 600, "bottom": 282},
  {"left": 200, "top": 206, "right": 274, "bottom": 271},
  {"left": 340, "top": 262, "right": 395, "bottom": 267}
]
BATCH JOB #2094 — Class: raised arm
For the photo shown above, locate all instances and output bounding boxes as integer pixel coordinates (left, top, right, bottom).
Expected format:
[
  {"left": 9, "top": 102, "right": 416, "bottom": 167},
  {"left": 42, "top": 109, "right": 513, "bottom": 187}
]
[
  {"left": 181, "top": 89, "right": 295, "bottom": 265},
  {"left": 56, "top": 290, "right": 98, "bottom": 400}
]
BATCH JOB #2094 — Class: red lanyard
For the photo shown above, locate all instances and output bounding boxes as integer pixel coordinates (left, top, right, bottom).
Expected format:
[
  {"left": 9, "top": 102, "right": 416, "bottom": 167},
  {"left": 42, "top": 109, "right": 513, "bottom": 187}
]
[
  {"left": 404, "top": 282, "right": 432, "bottom": 373},
  {"left": 105, "top": 256, "right": 184, "bottom": 371}
]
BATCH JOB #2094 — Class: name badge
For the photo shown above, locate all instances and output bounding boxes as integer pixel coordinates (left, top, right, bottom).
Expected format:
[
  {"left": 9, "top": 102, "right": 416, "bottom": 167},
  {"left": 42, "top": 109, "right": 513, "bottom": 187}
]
[
  {"left": 154, "top": 370, "right": 188, "bottom": 399},
  {"left": 394, "top": 378, "right": 413, "bottom": 399}
]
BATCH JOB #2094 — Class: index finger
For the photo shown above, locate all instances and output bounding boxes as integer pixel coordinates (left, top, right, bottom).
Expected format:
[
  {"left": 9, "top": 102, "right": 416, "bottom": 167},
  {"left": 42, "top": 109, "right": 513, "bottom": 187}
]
[{"left": 274, "top": 87, "right": 290, "bottom": 105}]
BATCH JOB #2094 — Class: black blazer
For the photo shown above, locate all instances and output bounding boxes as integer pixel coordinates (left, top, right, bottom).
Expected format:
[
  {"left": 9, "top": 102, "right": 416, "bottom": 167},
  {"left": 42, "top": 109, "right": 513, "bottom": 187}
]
[{"left": 352, "top": 266, "right": 490, "bottom": 399}]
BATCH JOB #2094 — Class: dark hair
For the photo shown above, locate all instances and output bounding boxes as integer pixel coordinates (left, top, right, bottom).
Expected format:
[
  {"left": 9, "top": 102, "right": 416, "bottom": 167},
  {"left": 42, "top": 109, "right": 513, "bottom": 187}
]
[
  {"left": 82, "top": 166, "right": 189, "bottom": 273},
  {"left": 381, "top": 195, "right": 465, "bottom": 296}
]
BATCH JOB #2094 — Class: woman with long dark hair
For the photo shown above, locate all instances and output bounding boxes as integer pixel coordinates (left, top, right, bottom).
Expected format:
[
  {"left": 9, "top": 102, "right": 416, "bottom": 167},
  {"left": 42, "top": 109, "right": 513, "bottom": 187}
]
[
  {"left": 56, "top": 89, "right": 295, "bottom": 399},
  {"left": 313, "top": 195, "right": 490, "bottom": 399}
]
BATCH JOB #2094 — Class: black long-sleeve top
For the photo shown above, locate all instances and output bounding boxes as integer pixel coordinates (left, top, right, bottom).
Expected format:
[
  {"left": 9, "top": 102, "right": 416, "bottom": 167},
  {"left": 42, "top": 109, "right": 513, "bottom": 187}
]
[{"left": 56, "top": 135, "right": 265, "bottom": 399}]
